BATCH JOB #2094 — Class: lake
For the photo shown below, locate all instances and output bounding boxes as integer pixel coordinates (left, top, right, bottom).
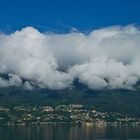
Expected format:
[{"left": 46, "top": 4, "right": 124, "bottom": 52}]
[{"left": 0, "top": 123, "right": 140, "bottom": 140}]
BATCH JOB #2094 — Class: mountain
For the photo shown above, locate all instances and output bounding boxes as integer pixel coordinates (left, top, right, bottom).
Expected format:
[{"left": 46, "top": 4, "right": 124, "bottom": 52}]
[{"left": 0, "top": 84, "right": 140, "bottom": 116}]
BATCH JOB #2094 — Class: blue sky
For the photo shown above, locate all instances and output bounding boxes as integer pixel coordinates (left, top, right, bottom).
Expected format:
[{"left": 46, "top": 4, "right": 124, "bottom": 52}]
[{"left": 0, "top": 0, "right": 140, "bottom": 33}]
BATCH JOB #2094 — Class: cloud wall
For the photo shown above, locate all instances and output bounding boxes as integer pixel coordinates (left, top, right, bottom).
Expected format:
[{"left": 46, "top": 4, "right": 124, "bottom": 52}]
[{"left": 0, "top": 25, "right": 140, "bottom": 90}]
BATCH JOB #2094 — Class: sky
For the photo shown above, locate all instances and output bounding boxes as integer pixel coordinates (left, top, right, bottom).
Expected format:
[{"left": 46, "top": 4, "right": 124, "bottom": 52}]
[
  {"left": 1, "top": 0, "right": 140, "bottom": 90},
  {"left": 0, "top": 0, "right": 140, "bottom": 32}
]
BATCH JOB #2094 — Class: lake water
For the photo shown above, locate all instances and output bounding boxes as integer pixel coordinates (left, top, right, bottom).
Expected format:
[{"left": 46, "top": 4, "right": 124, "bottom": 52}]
[{"left": 0, "top": 124, "right": 140, "bottom": 140}]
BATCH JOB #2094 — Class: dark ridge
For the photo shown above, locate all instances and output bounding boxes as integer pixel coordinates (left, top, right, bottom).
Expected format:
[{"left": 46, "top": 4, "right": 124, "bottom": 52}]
[{"left": 0, "top": 73, "right": 9, "bottom": 79}]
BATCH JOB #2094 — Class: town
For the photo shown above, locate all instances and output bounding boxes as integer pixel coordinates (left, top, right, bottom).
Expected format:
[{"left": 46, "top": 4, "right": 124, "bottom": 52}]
[{"left": 0, "top": 104, "right": 140, "bottom": 126}]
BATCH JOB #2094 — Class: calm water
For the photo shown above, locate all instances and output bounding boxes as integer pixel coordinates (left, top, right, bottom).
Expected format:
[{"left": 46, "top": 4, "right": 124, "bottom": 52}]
[{"left": 0, "top": 124, "right": 140, "bottom": 140}]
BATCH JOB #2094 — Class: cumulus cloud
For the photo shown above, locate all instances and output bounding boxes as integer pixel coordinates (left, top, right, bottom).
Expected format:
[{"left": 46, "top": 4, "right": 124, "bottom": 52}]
[{"left": 0, "top": 25, "right": 140, "bottom": 90}]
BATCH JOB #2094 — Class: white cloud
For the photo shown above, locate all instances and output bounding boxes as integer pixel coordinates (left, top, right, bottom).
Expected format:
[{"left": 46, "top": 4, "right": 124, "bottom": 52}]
[
  {"left": 0, "top": 73, "right": 22, "bottom": 87},
  {"left": 0, "top": 25, "right": 140, "bottom": 90}
]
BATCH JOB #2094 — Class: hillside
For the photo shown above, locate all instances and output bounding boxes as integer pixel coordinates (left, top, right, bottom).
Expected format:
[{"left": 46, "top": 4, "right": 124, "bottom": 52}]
[{"left": 0, "top": 85, "right": 140, "bottom": 117}]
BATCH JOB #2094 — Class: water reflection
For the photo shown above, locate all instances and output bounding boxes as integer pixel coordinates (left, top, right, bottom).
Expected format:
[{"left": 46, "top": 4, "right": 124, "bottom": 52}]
[{"left": 0, "top": 124, "right": 140, "bottom": 140}]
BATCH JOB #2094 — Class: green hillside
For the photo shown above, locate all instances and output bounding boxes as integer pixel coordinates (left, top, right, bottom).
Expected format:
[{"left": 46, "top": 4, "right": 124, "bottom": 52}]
[{"left": 0, "top": 86, "right": 140, "bottom": 116}]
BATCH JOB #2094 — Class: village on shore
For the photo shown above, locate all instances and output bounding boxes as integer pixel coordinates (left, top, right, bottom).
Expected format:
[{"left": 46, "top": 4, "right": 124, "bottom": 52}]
[{"left": 0, "top": 104, "right": 140, "bottom": 126}]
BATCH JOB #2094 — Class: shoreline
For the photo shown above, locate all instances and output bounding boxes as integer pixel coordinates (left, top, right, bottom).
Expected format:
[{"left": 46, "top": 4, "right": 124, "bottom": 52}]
[{"left": 1, "top": 121, "right": 140, "bottom": 127}]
